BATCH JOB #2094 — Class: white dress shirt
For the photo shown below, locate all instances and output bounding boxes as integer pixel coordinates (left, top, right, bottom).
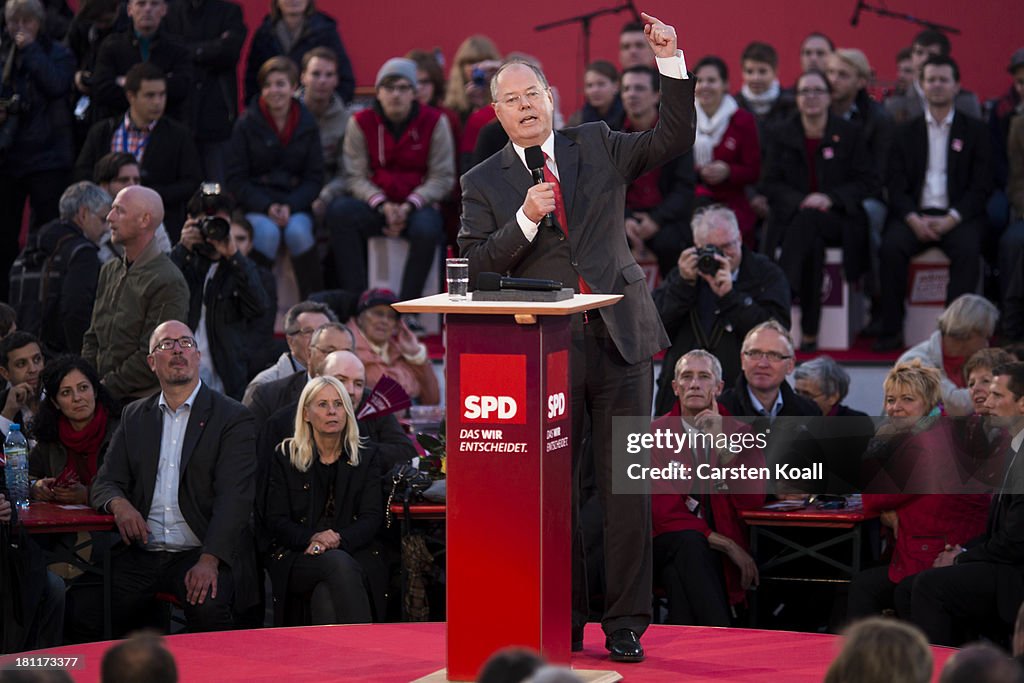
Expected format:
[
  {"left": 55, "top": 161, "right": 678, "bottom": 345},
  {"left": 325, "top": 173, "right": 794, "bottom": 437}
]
[{"left": 920, "top": 107, "right": 955, "bottom": 211}]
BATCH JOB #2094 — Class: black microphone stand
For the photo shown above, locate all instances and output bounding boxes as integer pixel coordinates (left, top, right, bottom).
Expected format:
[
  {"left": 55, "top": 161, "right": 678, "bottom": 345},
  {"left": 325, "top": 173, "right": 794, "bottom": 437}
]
[
  {"left": 851, "top": 0, "right": 961, "bottom": 34},
  {"left": 534, "top": 0, "right": 640, "bottom": 71}
]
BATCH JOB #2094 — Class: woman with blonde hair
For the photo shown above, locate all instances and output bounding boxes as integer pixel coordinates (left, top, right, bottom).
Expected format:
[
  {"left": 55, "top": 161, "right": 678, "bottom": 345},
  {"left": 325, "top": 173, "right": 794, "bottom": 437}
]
[
  {"left": 443, "top": 34, "right": 501, "bottom": 122},
  {"left": 264, "top": 375, "right": 381, "bottom": 625}
]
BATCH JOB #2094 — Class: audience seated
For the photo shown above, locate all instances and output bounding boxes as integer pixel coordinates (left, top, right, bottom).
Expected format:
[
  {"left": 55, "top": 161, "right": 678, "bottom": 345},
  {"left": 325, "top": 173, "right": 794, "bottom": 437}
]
[
  {"left": 618, "top": 21, "right": 654, "bottom": 70},
  {"left": 1003, "top": 108, "right": 1024, "bottom": 306},
  {"left": 163, "top": 0, "right": 247, "bottom": 182},
  {"left": 90, "top": 152, "right": 172, "bottom": 261},
  {"left": 442, "top": 35, "right": 501, "bottom": 166},
  {"left": 0, "top": 332, "right": 44, "bottom": 439},
  {"left": 226, "top": 56, "right": 324, "bottom": 298},
  {"left": 245, "top": 321, "right": 354, "bottom": 424},
  {"left": 897, "top": 294, "right": 1000, "bottom": 416},
  {"left": 620, "top": 64, "right": 695, "bottom": 274},
  {"left": 885, "top": 29, "right": 982, "bottom": 124},
  {"left": 171, "top": 187, "right": 270, "bottom": 400},
  {"left": 76, "top": 62, "right": 202, "bottom": 241},
  {"left": 65, "top": 0, "right": 119, "bottom": 147},
  {"left": 984, "top": 48, "right": 1023, "bottom": 239},
  {"left": 823, "top": 617, "right": 932, "bottom": 683},
  {"left": 798, "top": 32, "right": 834, "bottom": 74},
  {"left": 692, "top": 56, "right": 761, "bottom": 247},
  {"left": 939, "top": 642, "right": 1024, "bottom": 683},
  {"left": 651, "top": 350, "right": 764, "bottom": 626},
  {"left": 654, "top": 206, "right": 789, "bottom": 415},
  {"left": 735, "top": 41, "right": 795, "bottom": 135},
  {"left": 876, "top": 56, "right": 992, "bottom": 352},
  {"left": 100, "top": 631, "right": 177, "bottom": 683},
  {"left": 793, "top": 356, "right": 866, "bottom": 418},
  {"left": 90, "top": 0, "right": 191, "bottom": 123},
  {"left": 911, "top": 362, "right": 1024, "bottom": 646},
  {"left": 8, "top": 181, "right": 108, "bottom": 355},
  {"left": 347, "top": 289, "right": 439, "bottom": 405},
  {"left": 0, "top": 0, "right": 75, "bottom": 302},
  {"left": 243, "top": 0, "right": 354, "bottom": 106},
  {"left": 229, "top": 212, "right": 280, "bottom": 379},
  {"left": 29, "top": 355, "right": 119, "bottom": 505},
  {"left": 81, "top": 185, "right": 189, "bottom": 402},
  {"left": 965, "top": 348, "right": 1015, "bottom": 415},
  {"left": 0, "top": 304, "right": 17, "bottom": 339},
  {"left": 892, "top": 46, "right": 916, "bottom": 98},
  {"left": 86, "top": 320, "right": 257, "bottom": 638},
  {"left": 298, "top": 47, "right": 350, "bottom": 224},
  {"left": 243, "top": 300, "right": 335, "bottom": 401},
  {"left": 851, "top": 361, "right": 990, "bottom": 619},
  {"left": 328, "top": 57, "right": 454, "bottom": 306},
  {"left": 763, "top": 69, "right": 875, "bottom": 352},
  {"left": 264, "top": 375, "right": 381, "bottom": 625},
  {"left": 567, "top": 61, "right": 624, "bottom": 129}
]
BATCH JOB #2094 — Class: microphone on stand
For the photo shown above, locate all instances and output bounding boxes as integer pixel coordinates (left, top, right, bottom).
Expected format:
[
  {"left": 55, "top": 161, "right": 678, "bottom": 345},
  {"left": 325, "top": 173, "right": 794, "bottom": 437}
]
[
  {"left": 477, "top": 272, "right": 564, "bottom": 292},
  {"left": 524, "top": 145, "right": 556, "bottom": 230},
  {"left": 850, "top": 0, "right": 864, "bottom": 26}
]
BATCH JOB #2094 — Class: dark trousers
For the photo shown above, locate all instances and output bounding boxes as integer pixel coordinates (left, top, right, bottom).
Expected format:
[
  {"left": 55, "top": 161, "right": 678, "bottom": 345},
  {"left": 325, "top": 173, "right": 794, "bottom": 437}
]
[
  {"left": 910, "top": 562, "right": 1020, "bottom": 646},
  {"left": 327, "top": 197, "right": 444, "bottom": 300},
  {"left": 109, "top": 546, "right": 236, "bottom": 636},
  {"left": 0, "top": 169, "right": 68, "bottom": 301},
  {"left": 570, "top": 316, "right": 653, "bottom": 636},
  {"left": 878, "top": 216, "right": 982, "bottom": 337},
  {"left": 846, "top": 564, "right": 914, "bottom": 620},
  {"left": 653, "top": 530, "right": 730, "bottom": 626},
  {"left": 287, "top": 549, "right": 372, "bottom": 625},
  {"left": 778, "top": 208, "right": 845, "bottom": 338}
]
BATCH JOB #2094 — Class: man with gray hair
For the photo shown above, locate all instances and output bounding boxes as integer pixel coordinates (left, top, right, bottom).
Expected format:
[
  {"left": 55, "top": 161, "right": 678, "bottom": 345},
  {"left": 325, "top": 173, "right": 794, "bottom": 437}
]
[
  {"left": 897, "top": 293, "right": 1000, "bottom": 416},
  {"left": 8, "top": 181, "right": 110, "bottom": 353},
  {"left": 654, "top": 205, "right": 790, "bottom": 415}
]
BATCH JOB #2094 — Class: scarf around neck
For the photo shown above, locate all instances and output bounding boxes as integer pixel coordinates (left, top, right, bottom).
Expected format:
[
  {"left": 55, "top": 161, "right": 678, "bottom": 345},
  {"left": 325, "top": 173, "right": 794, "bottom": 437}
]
[
  {"left": 741, "top": 80, "right": 781, "bottom": 116},
  {"left": 57, "top": 403, "right": 109, "bottom": 486},
  {"left": 694, "top": 94, "right": 739, "bottom": 167}
]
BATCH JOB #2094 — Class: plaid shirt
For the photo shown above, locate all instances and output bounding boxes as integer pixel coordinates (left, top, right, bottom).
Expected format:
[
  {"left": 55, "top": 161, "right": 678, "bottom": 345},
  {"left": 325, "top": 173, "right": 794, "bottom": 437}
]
[{"left": 111, "top": 114, "right": 158, "bottom": 162}]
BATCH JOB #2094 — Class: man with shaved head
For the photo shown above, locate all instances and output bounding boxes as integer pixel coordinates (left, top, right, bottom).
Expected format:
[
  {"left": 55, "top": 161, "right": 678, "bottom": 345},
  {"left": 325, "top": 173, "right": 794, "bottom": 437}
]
[{"left": 82, "top": 186, "right": 189, "bottom": 402}]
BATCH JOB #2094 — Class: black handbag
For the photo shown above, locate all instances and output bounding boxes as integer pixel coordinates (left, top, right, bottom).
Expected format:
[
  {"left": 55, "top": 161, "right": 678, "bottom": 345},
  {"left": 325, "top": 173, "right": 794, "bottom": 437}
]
[{"left": 384, "top": 464, "right": 433, "bottom": 529}]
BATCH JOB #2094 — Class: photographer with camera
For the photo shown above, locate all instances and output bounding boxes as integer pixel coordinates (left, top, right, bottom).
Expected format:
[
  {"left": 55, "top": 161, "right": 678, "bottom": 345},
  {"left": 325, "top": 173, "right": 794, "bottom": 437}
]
[
  {"left": 654, "top": 206, "right": 790, "bottom": 416},
  {"left": 171, "top": 185, "right": 270, "bottom": 400},
  {"left": 0, "top": 0, "right": 75, "bottom": 302}
]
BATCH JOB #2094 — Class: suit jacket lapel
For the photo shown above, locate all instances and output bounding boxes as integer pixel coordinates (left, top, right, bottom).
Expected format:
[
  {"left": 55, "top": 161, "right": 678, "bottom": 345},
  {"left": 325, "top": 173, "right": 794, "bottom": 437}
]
[
  {"left": 500, "top": 143, "right": 533, "bottom": 200},
  {"left": 180, "top": 385, "right": 212, "bottom": 473},
  {"left": 946, "top": 113, "right": 966, "bottom": 197},
  {"left": 554, "top": 133, "right": 579, "bottom": 230},
  {"left": 139, "top": 395, "right": 163, "bottom": 517}
]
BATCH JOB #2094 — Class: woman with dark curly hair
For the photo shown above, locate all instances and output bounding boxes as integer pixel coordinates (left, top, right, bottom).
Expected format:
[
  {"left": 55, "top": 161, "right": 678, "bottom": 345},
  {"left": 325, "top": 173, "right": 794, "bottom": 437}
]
[{"left": 29, "top": 355, "right": 119, "bottom": 505}]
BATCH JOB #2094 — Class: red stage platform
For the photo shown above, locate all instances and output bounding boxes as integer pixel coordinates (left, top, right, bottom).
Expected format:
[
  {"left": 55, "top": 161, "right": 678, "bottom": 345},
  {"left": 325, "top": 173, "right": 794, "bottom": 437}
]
[{"left": 3, "top": 623, "right": 956, "bottom": 682}]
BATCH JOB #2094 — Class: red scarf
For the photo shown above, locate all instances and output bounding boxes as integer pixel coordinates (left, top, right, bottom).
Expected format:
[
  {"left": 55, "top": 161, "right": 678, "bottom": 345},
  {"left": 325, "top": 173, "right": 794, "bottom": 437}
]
[
  {"left": 943, "top": 353, "right": 967, "bottom": 389},
  {"left": 259, "top": 97, "right": 302, "bottom": 147},
  {"left": 57, "top": 403, "right": 109, "bottom": 486}
]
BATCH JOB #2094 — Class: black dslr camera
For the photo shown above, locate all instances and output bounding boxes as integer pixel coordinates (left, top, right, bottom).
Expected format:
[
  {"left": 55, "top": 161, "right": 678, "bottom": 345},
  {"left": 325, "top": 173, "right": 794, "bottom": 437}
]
[
  {"left": 696, "top": 245, "right": 724, "bottom": 275},
  {"left": 197, "top": 182, "right": 230, "bottom": 242}
]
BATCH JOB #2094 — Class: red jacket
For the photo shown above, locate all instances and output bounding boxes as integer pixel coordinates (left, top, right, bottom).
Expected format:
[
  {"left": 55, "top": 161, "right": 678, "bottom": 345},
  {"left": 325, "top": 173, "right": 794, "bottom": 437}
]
[
  {"left": 695, "top": 108, "right": 761, "bottom": 243},
  {"left": 355, "top": 104, "right": 443, "bottom": 203},
  {"left": 650, "top": 402, "right": 766, "bottom": 605}
]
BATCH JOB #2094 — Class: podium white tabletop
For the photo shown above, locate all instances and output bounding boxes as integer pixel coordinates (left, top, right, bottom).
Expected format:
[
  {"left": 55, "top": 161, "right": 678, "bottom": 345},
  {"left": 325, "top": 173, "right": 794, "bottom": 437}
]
[{"left": 393, "top": 292, "right": 622, "bottom": 316}]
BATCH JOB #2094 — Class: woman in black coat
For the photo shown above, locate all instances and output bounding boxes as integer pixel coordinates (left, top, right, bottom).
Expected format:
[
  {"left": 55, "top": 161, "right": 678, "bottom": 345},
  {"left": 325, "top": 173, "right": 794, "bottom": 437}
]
[
  {"left": 243, "top": 0, "right": 354, "bottom": 105},
  {"left": 264, "top": 375, "right": 382, "bottom": 626},
  {"left": 761, "top": 70, "right": 876, "bottom": 352}
]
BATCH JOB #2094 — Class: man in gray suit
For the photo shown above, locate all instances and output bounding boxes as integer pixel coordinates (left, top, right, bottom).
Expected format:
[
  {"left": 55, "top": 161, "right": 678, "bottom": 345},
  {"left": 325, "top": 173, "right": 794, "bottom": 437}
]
[
  {"left": 90, "top": 319, "right": 256, "bottom": 636},
  {"left": 458, "top": 12, "right": 694, "bottom": 662}
]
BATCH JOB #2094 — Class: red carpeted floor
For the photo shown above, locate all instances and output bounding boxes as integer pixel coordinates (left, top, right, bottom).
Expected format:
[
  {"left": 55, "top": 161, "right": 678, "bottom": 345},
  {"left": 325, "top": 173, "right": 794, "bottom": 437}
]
[{"left": 4, "top": 623, "right": 956, "bottom": 682}]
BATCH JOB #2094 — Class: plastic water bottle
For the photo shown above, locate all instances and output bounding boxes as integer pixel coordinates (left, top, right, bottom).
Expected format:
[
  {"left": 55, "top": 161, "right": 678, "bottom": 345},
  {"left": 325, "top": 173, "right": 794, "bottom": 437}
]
[{"left": 4, "top": 424, "right": 30, "bottom": 509}]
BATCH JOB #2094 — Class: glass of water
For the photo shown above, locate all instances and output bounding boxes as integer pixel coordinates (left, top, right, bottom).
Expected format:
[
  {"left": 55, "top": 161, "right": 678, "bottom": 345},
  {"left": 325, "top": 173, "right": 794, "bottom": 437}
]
[{"left": 446, "top": 257, "right": 469, "bottom": 300}]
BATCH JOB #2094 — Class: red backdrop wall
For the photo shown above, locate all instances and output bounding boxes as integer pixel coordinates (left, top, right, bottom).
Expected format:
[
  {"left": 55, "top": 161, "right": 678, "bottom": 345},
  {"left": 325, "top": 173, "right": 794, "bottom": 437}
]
[{"left": 233, "top": 0, "right": 1020, "bottom": 118}]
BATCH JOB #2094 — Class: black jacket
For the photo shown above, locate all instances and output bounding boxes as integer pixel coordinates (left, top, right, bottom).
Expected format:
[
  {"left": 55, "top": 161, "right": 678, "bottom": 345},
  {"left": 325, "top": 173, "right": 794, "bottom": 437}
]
[
  {"left": 887, "top": 111, "right": 992, "bottom": 223},
  {"left": 163, "top": 0, "right": 247, "bottom": 143},
  {"left": 0, "top": 35, "right": 75, "bottom": 175},
  {"left": 171, "top": 244, "right": 270, "bottom": 400},
  {"left": 761, "top": 112, "right": 876, "bottom": 281},
  {"left": 90, "top": 26, "right": 194, "bottom": 122},
  {"left": 246, "top": 370, "right": 307, "bottom": 427},
  {"left": 242, "top": 251, "right": 280, "bottom": 376},
  {"left": 653, "top": 248, "right": 791, "bottom": 416},
  {"left": 243, "top": 11, "right": 354, "bottom": 105},
  {"left": 225, "top": 100, "right": 324, "bottom": 214},
  {"left": 844, "top": 90, "right": 895, "bottom": 188},
  {"left": 10, "top": 218, "right": 100, "bottom": 354},
  {"left": 719, "top": 373, "right": 821, "bottom": 419},
  {"left": 75, "top": 115, "right": 202, "bottom": 235}
]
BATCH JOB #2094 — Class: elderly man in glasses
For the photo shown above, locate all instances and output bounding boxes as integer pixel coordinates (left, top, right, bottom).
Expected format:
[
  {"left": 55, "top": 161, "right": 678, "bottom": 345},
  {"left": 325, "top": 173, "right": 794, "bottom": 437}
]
[{"left": 86, "top": 319, "right": 258, "bottom": 638}]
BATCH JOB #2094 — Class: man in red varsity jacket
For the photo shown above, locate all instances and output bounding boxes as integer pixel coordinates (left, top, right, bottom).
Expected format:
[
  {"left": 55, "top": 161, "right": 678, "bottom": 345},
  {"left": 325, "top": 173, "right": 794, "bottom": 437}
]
[{"left": 328, "top": 57, "right": 455, "bottom": 305}]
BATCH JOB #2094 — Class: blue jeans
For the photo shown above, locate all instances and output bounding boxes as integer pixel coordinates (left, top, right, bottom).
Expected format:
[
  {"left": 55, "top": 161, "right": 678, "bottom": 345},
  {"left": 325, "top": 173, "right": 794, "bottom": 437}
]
[{"left": 248, "top": 211, "right": 315, "bottom": 260}]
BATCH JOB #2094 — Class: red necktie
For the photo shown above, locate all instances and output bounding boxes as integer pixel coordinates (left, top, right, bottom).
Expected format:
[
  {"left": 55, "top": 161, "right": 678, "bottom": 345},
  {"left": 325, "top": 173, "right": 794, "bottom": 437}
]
[{"left": 543, "top": 154, "right": 591, "bottom": 294}]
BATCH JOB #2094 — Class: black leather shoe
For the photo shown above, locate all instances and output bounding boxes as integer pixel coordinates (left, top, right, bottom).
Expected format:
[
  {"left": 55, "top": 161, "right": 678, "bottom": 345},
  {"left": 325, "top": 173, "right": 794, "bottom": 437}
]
[
  {"left": 605, "top": 628, "right": 645, "bottom": 662},
  {"left": 872, "top": 335, "right": 904, "bottom": 353}
]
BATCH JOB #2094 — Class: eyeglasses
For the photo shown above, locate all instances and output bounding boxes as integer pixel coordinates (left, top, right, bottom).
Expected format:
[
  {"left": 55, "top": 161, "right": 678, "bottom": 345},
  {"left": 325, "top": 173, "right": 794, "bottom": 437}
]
[
  {"left": 743, "top": 349, "right": 792, "bottom": 362},
  {"left": 380, "top": 83, "right": 413, "bottom": 94},
  {"left": 286, "top": 327, "right": 317, "bottom": 337},
  {"left": 151, "top": 336, "right": 196, "bottom": 352},
  {"left": 498, "top": 89, "right": 546, "bottom": 109},
  {"left": 796, "top": 87, "right": 829, "bottom": 97}
]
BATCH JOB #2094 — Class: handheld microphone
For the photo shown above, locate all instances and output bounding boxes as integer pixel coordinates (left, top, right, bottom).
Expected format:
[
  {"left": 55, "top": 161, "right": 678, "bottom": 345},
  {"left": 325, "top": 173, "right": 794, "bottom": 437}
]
[
  {"left": 850, "top": 0, "right": 863, "bottom": 26},
  {"left": 477, "top": 272, "right": 563, "bottom": 292},
  {"left": 524, "top": 145, "right": 556, "bottom": 229}
]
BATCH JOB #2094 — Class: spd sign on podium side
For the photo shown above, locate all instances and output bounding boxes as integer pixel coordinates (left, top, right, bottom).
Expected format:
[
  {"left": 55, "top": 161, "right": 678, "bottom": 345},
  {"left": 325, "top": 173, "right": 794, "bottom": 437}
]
[{"left": 444, "top": 313, "right": 572, "bottom": 681}]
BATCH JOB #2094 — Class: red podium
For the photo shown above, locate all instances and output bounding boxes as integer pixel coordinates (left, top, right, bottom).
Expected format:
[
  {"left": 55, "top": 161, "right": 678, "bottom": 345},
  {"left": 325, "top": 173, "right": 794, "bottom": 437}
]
[{"left": 394, "top": 293, "right": 621, "bottom": 682}]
